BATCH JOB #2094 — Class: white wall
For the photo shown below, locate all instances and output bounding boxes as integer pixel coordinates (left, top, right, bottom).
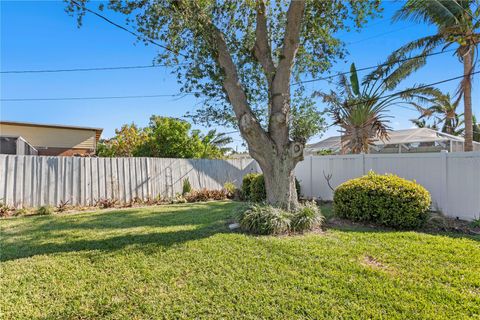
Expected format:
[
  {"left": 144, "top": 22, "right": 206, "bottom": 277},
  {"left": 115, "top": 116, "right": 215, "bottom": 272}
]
[
  {"left": 295, "top": 152, "right": 480, "bottom": 221},
  {"left": 0, "top": 155, "right": 260, "bottom": 208}
]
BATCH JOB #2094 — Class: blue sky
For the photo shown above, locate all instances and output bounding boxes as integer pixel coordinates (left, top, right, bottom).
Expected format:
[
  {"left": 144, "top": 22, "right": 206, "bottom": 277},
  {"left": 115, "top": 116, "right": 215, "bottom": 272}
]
[{"left": 1, "top": 1, "right": 478, "bottom": 151}]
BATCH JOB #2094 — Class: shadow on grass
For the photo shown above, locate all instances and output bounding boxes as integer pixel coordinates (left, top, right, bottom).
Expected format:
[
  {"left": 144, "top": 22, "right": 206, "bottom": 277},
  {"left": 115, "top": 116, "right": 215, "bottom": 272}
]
[{"left": 1, "top": 202, "right": 242, "bottom": 262}]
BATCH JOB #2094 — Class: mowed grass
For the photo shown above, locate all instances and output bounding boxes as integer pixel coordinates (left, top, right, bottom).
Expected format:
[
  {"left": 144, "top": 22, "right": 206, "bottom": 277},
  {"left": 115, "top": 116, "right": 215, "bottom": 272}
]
[{"left": 1, "top": 202, "right": 479, "bottom": 319}]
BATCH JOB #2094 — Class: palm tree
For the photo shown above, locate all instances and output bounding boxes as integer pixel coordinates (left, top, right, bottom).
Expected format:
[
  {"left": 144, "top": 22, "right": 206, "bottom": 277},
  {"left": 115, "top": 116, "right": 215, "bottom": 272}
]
[
  {"left": 192, "top": 129, "right": 233, "bottom": 158},
  {"left": 410, "top": 118, "right": 440, "bottom": 130},
  {"left": 411, "top": 90, "right": 464, "bottom": 135},
  {"left": 473, "top": 115, "right": 480, "bottom": 142},
  {"left": 379, "top": 0, "right": 479, "bottom": 151},
  {"left": 316, "top": 63, "right": 430, "bottom": 154}
]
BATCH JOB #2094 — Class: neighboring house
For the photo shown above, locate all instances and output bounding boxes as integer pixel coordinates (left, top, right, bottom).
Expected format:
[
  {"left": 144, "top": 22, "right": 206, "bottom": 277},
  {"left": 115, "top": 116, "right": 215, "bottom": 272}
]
[
  {"left": 305, "top": 128, "right": 480, "bottom": 155},
  {"left": 0, "top": 121, "right": 103, "bottom": 156}
]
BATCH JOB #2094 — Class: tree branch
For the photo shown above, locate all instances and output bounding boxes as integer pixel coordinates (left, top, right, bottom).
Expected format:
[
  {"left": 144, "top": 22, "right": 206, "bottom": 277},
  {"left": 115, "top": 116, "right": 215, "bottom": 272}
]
[
  {"left": 210, "top": 26, "right": 272, "bottom": 161},
  {"left": 253, "top": 0, "right": 276, "bottom": 86},
  {"left": 269, "top": 0, "right": 306, "bottom": 147}
]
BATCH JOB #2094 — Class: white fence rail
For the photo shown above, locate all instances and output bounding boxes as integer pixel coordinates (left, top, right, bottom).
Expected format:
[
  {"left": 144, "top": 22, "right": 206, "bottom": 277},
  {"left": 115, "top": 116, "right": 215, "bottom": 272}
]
[
  {"left": 295, "top": 152, "right": 480, "bottom": 221},
  {"left": 0, "top": 155, "right": 259, "bottom": 208}
]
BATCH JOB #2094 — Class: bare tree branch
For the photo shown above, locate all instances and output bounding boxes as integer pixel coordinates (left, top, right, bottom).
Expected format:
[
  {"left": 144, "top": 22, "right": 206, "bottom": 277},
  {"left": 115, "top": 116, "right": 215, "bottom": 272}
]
[
  {"left": 269, "top": 0, "right": 306, "bottom": 146},
  {"left": 253, "top": 0, "right": 276, "bottom": 86}
]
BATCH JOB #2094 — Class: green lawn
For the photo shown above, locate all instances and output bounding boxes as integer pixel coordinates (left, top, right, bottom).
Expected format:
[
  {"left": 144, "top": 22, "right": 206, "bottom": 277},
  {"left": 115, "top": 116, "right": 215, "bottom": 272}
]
[{"left": 1, "top": 202, "right": 479, "bottom": 319}]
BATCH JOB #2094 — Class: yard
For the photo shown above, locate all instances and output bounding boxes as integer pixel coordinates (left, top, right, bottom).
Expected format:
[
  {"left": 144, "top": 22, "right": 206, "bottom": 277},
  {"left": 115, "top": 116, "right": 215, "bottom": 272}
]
[{"left": 1, "top": 201, "right": 479, "bottom": 319}]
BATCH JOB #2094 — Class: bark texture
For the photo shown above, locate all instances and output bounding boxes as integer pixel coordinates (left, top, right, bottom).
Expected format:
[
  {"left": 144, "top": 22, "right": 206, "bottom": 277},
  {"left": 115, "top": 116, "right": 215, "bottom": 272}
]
[
  {"left": 463, "top": 49, "right": 473, "bottom": 152},
  {"left": 209, "top": 0, "right": 306, "bottom": 209}
]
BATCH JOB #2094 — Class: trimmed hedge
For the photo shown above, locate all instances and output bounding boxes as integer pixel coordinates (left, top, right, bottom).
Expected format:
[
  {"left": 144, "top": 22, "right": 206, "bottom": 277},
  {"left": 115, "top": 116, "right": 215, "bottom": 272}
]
[
  {"left": 333, "top": 171, "right": 431, "bottom": 229},
  {"left": 241, "top": 173, "right": 301, "bottom": 202}
]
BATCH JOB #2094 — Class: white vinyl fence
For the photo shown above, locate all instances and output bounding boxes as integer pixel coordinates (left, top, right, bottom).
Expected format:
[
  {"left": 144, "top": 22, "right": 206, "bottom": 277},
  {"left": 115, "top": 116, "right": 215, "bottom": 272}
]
[
  {"left": 295, "top": 152, "right": 480, "bottom": 221},
  {"left": 0, "top": 155, "right": 259, "bottom": 208}
]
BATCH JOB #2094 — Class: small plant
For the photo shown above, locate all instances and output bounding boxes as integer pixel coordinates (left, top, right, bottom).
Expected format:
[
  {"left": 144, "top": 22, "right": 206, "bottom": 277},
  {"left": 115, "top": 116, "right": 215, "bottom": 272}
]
[
  {"left": 36, "top": 206, "right": 53, "bottom": 215},
  {"left": 334, "top": 171, "right": 431, "bottom": 229},
  {"left": 241, "top": 173, "right": 260, "bottom": 200},
  {"left": 56, "top": 200, "right": 70, "bottom": 212},
  {"left": 14, "top": 208, "right": 28, "bottom": 216},
  {"left": 291, "top": 201, "right": 324, "bottom": 232},
  {"left": 182, "top": 178, "right": 192, "bottom": 195},
  {"left": 471, "top": 218, "right": 480, "bottom": 228},
  {"left": 184, "top": 189, "right": 229, "bottom": 202},
  {"left": 95, "top": 198, "right": 118, "bottom": 209},
  {"left": 239, "top": 204, "right": 291, "bottom": 235},
  {"left": 0, "top": 202, "right": 15, "bottom": 217},
  {"left": 223, "top": 181, "right": 237, "bottom": 199}
]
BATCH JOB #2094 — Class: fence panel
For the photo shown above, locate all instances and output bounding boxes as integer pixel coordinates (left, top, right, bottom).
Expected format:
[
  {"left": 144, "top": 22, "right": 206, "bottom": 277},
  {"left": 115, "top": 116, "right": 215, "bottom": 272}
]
[
  {"left": 295, "top": 152, "right": 480, "bottom": 220},
  {"left": 0, "top": 155, "right": 260, "bottom": 208}
]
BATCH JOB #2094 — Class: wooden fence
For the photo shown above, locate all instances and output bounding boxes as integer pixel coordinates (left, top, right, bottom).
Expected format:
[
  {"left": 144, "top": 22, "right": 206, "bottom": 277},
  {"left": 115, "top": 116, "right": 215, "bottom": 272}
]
[
  {"left": 1, "top": 152, "right": 479, "bottom": 220},
  {"left": 0, "top": 155, "right": 259, "bottom": 208}
]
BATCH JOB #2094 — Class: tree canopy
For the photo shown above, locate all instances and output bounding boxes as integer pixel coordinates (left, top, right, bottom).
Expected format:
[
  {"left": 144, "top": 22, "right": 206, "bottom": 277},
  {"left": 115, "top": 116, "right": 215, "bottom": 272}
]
[{"left": 97, "top": 116, "right": 232, "bottom": 159}]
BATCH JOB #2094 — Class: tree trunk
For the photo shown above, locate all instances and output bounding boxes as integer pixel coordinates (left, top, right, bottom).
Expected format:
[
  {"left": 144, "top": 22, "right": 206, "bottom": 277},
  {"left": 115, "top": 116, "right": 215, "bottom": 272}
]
[
  {"left": 257, "top": 150, "right": 300, "bottom": 211},
  {"left": 463, "top": 50, "right": 473, "bottom": 152}
]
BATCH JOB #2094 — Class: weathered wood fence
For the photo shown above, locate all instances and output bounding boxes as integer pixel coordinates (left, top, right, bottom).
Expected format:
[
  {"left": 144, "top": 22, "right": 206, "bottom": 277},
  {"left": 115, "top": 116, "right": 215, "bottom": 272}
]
[
  {"left": 295, "top": 152, "right": 480, "bottom": 221},
  {"left": 0, "top": 155, "right": 259, "bottom": 208}
]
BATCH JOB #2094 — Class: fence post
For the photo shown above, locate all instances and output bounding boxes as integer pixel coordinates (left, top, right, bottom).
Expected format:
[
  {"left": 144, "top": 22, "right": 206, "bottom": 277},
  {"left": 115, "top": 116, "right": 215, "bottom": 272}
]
[
  {"left": 440, "top": 150, "right": 448, "bottom": 215},
  {"left": 309, "top": 155, "right": 313, "bottom": 199}
]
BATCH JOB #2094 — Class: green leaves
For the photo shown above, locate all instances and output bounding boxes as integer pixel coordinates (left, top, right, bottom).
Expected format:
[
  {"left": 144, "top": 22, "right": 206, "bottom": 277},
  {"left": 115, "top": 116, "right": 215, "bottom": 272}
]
[
  {"left": 349, "top": 63, "right": 360, "bottom": 96},
  {"left": 97, "top": 116, "right": 232, "bottom": 159}
]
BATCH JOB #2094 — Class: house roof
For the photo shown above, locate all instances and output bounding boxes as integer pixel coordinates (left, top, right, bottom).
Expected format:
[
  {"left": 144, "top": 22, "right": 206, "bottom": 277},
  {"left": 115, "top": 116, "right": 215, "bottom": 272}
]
[
  {"left": 0, "top": 121, "right": 103, "bottom": 142},
  {"left": 306, "top": 128, "right": 479, "bottom": 152}
]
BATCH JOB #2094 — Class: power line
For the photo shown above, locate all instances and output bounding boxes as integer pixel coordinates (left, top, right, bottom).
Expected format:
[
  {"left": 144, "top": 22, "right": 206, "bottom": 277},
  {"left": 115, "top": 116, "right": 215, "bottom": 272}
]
[
  {"left": 70, "top": 0, "right": 188, "bottom": 58},
  {"left": 0, "top": 63, "right": 184, "bottom": 74},
  {"left": 292, "top": 48, "right": 456, "bottom": 86},
  {"left": 1, "top": 93, "right": 197, "bottom": 102},
  {"left": 342, "top": 70, "right": 480, "bottom": 109},
  {"left": 3, "top": 71, "right": 477, "bottom": 103},
  {"left": 347, "top": 24, "right": 417, "bottom": 45}
]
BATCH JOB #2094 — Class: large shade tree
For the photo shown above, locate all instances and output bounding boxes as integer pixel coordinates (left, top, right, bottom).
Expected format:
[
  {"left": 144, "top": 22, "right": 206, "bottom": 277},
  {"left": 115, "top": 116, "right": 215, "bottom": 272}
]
[
  {"left": 66, "top": 0, "right": 380, "bottom": 210},
  {"left": 376, "top": 0, "right": 479, "bottom": 151}
]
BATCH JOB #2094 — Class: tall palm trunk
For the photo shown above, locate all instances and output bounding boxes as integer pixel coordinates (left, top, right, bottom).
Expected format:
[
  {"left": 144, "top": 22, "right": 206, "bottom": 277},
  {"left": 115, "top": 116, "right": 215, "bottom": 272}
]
[{"left": 463, "top": 49, "right": 473, "bottom": 151}]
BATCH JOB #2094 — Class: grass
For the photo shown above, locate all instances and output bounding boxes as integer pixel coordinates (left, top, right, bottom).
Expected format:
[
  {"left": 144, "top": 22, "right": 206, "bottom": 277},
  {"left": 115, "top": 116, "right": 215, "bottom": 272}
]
[{"left": 1, "top": 201, "right": 479, "bottom": 319}]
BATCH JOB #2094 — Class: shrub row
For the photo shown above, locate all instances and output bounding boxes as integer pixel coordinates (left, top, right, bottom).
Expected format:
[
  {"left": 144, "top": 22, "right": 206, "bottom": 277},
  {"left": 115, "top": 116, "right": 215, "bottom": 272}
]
[
  {"left": 239, "top": 201, "right": 324, "bottom": 235},
  {"left": 242, "top": 173, "right": 301, "bottom": 202},
  {"left": 333, "top": 171, "right": 431, "bottom": 229}
]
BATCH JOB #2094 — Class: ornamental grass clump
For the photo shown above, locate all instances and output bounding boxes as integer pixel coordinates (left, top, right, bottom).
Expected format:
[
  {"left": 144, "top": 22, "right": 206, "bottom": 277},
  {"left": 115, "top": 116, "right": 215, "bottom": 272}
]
[
  {"left": 333, "top": 171, "right": 431, "bottom": 229},
  {"left": 239, "top": 201, "right": 324, "bottom": 235}
]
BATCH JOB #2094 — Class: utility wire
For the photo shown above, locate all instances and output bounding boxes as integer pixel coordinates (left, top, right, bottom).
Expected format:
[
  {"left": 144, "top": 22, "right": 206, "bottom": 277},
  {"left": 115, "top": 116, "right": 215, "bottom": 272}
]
[
  {"left": 2, "top": 71, "right": 477, "bottom": 102},
  {"left": 70, "top": 0, "right": 188, "bottom": 58},
  {"left": 0, "top": 64, "right": 184, "bottom": 74},
  {"left": 292, "top": 48, "right": 456, "bottom": 86},
  {"left": 341, "top": 70, "right": 480, "bottom": 109},
  {"left": 1, "top": 93, "right": 197, "bottom": 102}
]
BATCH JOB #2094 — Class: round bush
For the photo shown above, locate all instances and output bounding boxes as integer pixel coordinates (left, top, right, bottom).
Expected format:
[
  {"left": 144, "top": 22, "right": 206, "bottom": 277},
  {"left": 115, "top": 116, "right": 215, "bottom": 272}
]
[{"left": 333, "top": 172, "right": 431, "bottom": 229}]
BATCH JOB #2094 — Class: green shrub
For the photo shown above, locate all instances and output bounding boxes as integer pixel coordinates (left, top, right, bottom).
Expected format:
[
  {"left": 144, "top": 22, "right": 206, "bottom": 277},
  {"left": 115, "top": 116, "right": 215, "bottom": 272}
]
[
  {"left": 241, "top": 173, "right": 260, "bottom": 200},
  {"left": 239, "top": 204, "right": 291, "bottom": 235},
  {"left": 223, "top": 182, "right": 237, "bottom": 199},
  {"left": 333, "top": 171, "right": 431, "bottom": 229},
  {"left": 36, "top": 206, "right": 53, "bottom": 215},
  {"left": 182, "top": 178, "right": 192, "bottom": 195},
  {"left": 250, "top": 174, "right": 266, "bottom": 202},
  {"left": 291, "top": 201, "right": 324, "bottom": 232},
  {"left": 241, "top": 173, "right": 302, "bottom": 202},
  {"left": 14, "top": 208, "right": 28, "bottom": 216},
  {"left": 184, "top": 189, "right": 229, "bottom": 202}
]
